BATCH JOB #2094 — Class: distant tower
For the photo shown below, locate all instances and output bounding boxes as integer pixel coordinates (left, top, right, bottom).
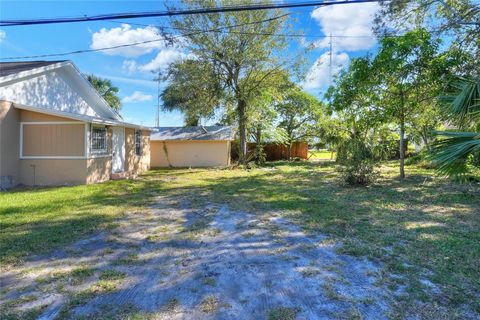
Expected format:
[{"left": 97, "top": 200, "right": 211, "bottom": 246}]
[
  {"left": 329, "top": 32, "right": 333, "bottom": 86},
  {"left": 155, "top": 77, "right": 160, "bottom": 127}
]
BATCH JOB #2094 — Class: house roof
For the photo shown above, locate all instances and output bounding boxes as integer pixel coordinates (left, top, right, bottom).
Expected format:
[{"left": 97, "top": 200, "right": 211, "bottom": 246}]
[
  {"left": 151, "top": 126, "right": 236, "bottom": 141},
  {"left": 0, "top": 60, "right": 122, "bottom": 121},
  {"left": 14, "top": 103, "right": 151, "bottom": 130},
  {"left": 0, "top": 61, "right": 68, "bottom": 77}
]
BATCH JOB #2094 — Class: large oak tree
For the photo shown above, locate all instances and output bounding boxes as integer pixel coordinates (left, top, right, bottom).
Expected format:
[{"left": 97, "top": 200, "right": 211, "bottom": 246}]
[{"left": 164, "top": 0, "right": 295, "bottom": 163}]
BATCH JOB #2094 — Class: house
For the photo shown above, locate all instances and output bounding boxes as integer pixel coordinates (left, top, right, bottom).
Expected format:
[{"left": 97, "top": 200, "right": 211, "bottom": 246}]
[
  {"left": 150, "top": 126, "right": 235, "bottom": 167},
  {"left": 0, "top": 60, "right": 150, "bottom": 189}
]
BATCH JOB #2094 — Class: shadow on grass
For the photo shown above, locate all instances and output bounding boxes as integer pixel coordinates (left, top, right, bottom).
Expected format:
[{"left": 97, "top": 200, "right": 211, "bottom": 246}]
[{"left": 1, "top": 161, "right": 479, "bottom": 315}]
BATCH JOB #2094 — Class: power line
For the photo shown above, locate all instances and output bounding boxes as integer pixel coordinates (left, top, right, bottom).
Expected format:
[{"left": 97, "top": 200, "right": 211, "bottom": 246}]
[
  {"left": 107, "top": 19, "right": 381, "bottom": 39},
  {"left": 0, "top": 14, "right": 289, "bottom": 60},
  {"left": 0, "top": 0, "right": 386, "bottom": 27}
]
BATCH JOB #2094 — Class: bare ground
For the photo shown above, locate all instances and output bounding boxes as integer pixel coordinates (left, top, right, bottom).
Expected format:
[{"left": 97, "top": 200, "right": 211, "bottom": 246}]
[{"left": 1, "top": 194, "right": 399, "bottom": 319}]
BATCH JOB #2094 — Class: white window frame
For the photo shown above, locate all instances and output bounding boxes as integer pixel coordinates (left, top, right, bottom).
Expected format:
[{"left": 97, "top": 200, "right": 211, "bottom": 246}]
[
  {"left": 90, "top": 125, "right": 108, "bottom": 155},
  {"left": 135, "top": 129, "right": 142, "bottom": 156},
  {"left": 19, "top": 122, "right": 87, "bottom": 159}
]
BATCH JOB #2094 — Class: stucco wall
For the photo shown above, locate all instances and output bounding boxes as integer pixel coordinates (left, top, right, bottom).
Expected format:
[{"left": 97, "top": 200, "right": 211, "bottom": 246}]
[
  {"left": 20, "top": 109, "right": 79, "bottom": 122},
  {"left": 1, "top": 103, "right": 148, "bottom": 188},
  {"left": 150, "top": 140, "right": 231, "bottom": 167},
  {"left": 19, "top": 159, "right": 87, "bottom": 186},
  {"left": 125, "top": 128, "right": 150, "bottom": 174},
  {"left": 0, "top": 101, "right": 20, "bottom": 188},
  {"left": 86, "top": 156, "right": 112, "bottom": 184}
]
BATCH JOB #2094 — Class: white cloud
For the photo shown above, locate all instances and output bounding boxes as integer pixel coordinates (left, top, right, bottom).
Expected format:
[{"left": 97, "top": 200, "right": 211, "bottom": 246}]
[
  {"left": 0, "top": 30, "right": 6, "bottom": 42},
  {"left": 122, "top": 60, "right": 138, "bottom": 74},
  {"left": 122, "top": 49, "right": 187, "bottom": 74},
  {"left": 91, "top": 24, "right": 166, "bottom": 57},
  {"left": 311, "top": 2, "right": 379, "bottom": 52},
  {"left": 137, "top": 49, "right": 185, "bottom": 72},
  {"left": 91, "top": 24, "right": 188, "bottom": 73},
  {"left": 122, "top": 91, "right": 153, "bottom": 103},
  {"left": 96, "top": 74, "right": 158, "bottom": 88},
  {"left": 303, "top": 51, "right": 350, "bottom": 90}
]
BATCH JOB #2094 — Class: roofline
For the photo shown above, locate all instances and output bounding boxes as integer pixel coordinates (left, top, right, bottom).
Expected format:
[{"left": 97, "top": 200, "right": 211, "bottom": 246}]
[
  {"left": 12, "top": 102, "right": 150, "bottom": 130},
  {"left": 0, "top": 61, "right": 70, "bottom": 84},
  {"left": 150, "top": 139, "right": 233, "bottom": 142},
  {"left": 0, "top": 60, "right": 121, "bottom": 121},
  {"left": 67, "top": 62, "right": 122, "bottom": 120}
]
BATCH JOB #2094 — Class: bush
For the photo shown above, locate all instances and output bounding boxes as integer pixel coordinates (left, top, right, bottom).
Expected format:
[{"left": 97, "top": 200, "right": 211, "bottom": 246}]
[
  {"left": 254, "top": 143, "right": 267, "bottom": 165},
  {"left": 405, "top": 150, "right": 437, "bottom": 169},
  {"left": 336, "top": 139, "right": 378, "bottom": 186}
]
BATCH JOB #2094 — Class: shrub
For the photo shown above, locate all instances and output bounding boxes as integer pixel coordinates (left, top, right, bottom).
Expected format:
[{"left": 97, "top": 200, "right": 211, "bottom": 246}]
[
  {"left": 336, "top": 139, "right": 378, "bottom": 186},
  {"left": 254, "top": 143, "right": 267, "bottom": 165}
]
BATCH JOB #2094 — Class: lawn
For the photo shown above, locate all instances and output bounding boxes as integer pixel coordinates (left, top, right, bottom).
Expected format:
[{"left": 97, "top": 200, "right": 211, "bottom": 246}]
[
  {"left": 1, "top": 161, "right": 479, "bottom": 318},
  {"left": 308, "top": 149, "right": 335, "bottom": 160}
]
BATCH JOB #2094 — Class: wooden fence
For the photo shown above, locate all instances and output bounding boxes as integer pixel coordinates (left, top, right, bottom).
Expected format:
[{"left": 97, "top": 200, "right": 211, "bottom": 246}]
[{"left": 231, "top": 141, "right": 308, "bottom": 161}]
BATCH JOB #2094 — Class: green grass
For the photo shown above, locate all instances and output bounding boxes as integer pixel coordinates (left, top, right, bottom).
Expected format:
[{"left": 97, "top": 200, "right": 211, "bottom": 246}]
[
  {"left": 0, "top": 179, "right": 163, "bottom": 267},
  {"left": 267, "top": 306, "right": 299, "bottom": 320},
  {"left": 308, "top": 150, "right": 335, "bottom": 160},
  {"left": 1, "top": 161, "right": 479, "bottom": 317}
]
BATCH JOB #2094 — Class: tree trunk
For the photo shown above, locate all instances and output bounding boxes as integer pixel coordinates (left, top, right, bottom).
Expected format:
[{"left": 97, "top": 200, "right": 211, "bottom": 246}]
[
  {"left": 421, "top": 130, "right": 430, "bottom": 151},
  {"left": 255, "top": 125, "right": 262, "bottom": 144},
  {"left": 288, "top": 142, "right": 293, "bottom": 161},
  {"left": 238, "top": 99, "right": 248, "bottom": 165},
  {"left": 399, "top": 118, "right": 405, "bottom": 180}
]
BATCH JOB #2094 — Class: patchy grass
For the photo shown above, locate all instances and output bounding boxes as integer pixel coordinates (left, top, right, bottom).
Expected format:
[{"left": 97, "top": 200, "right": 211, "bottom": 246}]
[
  {"left": 1, "top": 161, "right": 479, "bottom": 317},
  {"left": 144, "top": 162, "right": 479, "bottom": 317},
  {"left": 267, "top": 306, "right": 299, "bottom": 320},
  {"left": 202, "top": 276, "right": 217, "bottom": 287},
  {"left": 164, "top": 298, "right": 180, "bottom": 312},
  {"left": 199, "top": 295, "right": 219, "bottom": 313},
  {"left": 112, "top": 253, "right": 140, "bottom": 265},
  {"left": 0, "top": 179, "right": 163, "bottom": 267},
  {"left": 99, "top": 269, "right": 127, "bottom": 281}
]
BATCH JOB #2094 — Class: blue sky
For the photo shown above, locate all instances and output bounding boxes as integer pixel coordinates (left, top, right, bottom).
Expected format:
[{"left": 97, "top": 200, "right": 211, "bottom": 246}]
[{"left": 0, "top": 0, "right": 381, "bottom": 126}]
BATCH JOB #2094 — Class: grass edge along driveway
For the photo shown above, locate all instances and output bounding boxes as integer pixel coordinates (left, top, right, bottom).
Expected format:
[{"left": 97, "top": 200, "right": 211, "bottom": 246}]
[{"left": 1, "top": 161, "right": 479, "bottom": 319}]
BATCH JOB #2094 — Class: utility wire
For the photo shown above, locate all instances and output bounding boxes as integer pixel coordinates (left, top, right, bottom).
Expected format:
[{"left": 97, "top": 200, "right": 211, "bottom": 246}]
[
  {"left": 0, "top": 13, "right": 290, "bottom": 60},
  {"left": 0, "top": 0, "right": 387, "bottom": 27},
  {"left": 107, "top": 20, "right": 381, "bottom": 38}
]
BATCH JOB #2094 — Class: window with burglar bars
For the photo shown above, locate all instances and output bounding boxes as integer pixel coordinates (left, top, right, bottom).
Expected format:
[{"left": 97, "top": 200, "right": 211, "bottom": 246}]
[
  {"left": 91, "top": 127, "right": 107, "bottom": 151},
  {"left": 135, "top": 130, "right": 142, "bottom": 156}
]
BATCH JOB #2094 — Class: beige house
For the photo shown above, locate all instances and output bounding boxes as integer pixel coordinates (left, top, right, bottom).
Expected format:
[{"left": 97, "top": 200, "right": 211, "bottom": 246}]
[
  {"left": 0, "top": 61, "right": 150, "bottom": 189},
  {"left": 150, "top": 126, "right": 235, "bottom": 167}
]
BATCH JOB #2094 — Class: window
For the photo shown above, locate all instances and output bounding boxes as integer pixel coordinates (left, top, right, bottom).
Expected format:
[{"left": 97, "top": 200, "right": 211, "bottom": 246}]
[
  {"left": 135, "top": 130, "right": 142, "bottom": 156},
  {"left": 91, "top": 127, "right": 107, "bottom": 151}
]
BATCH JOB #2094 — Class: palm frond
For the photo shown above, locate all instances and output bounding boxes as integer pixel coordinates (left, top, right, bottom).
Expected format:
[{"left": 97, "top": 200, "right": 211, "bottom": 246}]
[
  {"left": 438, "top": 77, "right": 480, "bottom": 124},
  {"left": 430, "top": 131, "right": 480, "bottom": 175}
]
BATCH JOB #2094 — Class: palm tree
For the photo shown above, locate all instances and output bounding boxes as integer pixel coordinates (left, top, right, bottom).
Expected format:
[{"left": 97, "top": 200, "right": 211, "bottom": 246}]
[
  {"left": 430, "top": 77, "right": 480, "bottom": 175},
  {"left": 86, "top": 75, "right": 122, "bottom": 112}
]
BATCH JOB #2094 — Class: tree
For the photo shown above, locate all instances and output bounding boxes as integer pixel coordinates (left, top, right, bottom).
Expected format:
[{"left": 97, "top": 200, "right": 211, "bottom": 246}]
[
  {"left": 86, "top": 75, "right": 122, "bottom": 112},
  {"left": 369, "top": 29, "right": 448, "bottom": 179},
  {"left": 161, "top": 59, "right": 223, "bottom": 126},
  {"left": 166, "top": 0, "right": 295, "bottom": 164},
  {"left": 325, "top": 56, "right": 382, "bottom": 142},
  {"left": 327, "top": 29, "right": 459, "bottom": 179},
  {"left": 375, "top": 0, "right": 479, "bottom": 75},
  {"left": 407, "top": 102, "right": 443, "bottom": 150},
  {"left": 430, "top": 77, "right": 480, "bottom": 175},
  {"left": 275, "top": 88, "right": 323, "bottom": 159}
]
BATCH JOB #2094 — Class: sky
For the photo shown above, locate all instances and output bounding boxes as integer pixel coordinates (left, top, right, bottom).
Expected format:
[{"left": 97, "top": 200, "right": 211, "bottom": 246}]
[{"left": 0, "top": 0, "right": 381, "bottom": 127}]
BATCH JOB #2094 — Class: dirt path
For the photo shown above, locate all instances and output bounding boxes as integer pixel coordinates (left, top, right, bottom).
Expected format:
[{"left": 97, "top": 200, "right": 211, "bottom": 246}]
[{"left": 1, "top": 195, "right": 392, "bottom": 319}]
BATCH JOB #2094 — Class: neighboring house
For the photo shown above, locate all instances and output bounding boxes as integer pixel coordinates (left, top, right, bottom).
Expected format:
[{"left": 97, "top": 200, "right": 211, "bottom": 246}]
[
  {"left": 150, "top": 126, "right": 235, "bottom": 167},
  {"left": 0, "top": 60, "right": 150, "bottom": 189}
]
